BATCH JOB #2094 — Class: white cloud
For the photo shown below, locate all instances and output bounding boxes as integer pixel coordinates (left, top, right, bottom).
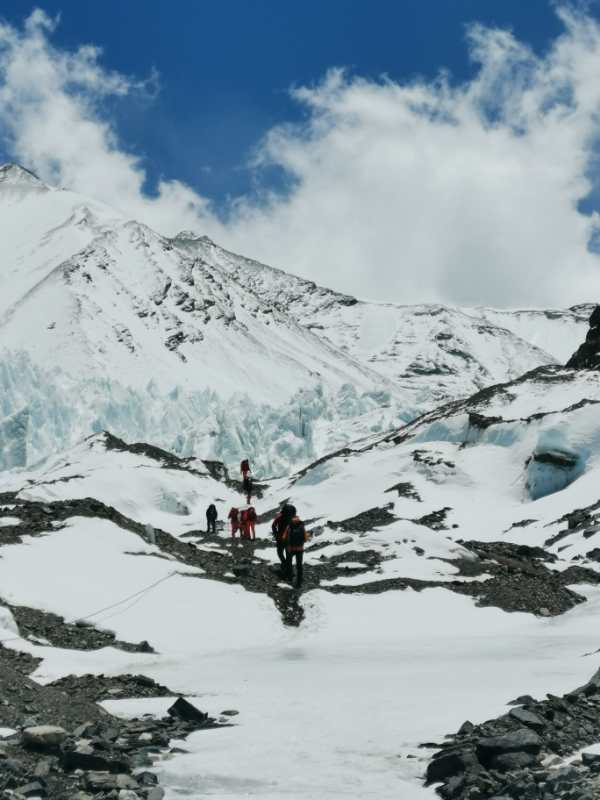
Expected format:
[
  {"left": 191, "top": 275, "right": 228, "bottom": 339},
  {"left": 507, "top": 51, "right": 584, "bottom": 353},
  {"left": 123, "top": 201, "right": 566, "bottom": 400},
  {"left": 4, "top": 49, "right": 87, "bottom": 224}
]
[{"left": 1, "top": 7, "right": 600, "bottom": 306}]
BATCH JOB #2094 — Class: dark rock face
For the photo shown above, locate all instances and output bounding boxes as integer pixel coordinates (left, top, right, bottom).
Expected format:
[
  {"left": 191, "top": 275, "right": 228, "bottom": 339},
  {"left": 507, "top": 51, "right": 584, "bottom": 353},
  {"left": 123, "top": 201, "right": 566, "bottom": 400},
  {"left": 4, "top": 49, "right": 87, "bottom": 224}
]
[
  {"left": 566, "top": 305, "right": 600, "bottom": 369},
  {"left": 468, "top": 412, "right": 504, "bottom": 430}
]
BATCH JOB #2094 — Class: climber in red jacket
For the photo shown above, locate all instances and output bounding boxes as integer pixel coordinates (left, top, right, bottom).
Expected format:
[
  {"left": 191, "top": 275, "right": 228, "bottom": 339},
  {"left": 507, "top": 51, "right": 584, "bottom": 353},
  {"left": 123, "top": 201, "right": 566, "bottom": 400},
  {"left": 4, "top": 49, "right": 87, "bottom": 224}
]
[{"left": 228, "top": 507, "right": 240, "bottom": 537}]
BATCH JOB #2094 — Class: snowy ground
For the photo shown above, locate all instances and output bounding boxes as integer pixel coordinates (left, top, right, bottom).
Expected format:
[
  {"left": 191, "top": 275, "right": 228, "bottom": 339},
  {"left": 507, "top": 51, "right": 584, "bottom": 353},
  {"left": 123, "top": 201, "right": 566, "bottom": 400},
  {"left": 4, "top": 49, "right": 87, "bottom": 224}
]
[
  {"left": 2, "top": 366, "right": 600, "bottom": 797},
  {"left": 1, "top": 530, "right": 599, "bottom": 799}
]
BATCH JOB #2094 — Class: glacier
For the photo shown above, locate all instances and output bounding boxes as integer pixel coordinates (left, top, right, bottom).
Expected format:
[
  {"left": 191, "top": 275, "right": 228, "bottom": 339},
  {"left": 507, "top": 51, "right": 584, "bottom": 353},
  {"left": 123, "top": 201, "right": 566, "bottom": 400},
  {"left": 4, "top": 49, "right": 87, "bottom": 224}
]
[{"left": 0, "top": 350, "right": 409, "bottom": 477}]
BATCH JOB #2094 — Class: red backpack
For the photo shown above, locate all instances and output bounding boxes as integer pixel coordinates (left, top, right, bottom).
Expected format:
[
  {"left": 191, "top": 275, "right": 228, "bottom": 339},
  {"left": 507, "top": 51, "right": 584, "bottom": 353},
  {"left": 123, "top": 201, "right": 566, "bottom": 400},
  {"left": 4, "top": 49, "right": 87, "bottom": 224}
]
[
  {"left": 240, "top": 508, "right": 249, "bottom": 524},
  {"left": 241, "top": 459, "right": 250, "bottom": 472}
]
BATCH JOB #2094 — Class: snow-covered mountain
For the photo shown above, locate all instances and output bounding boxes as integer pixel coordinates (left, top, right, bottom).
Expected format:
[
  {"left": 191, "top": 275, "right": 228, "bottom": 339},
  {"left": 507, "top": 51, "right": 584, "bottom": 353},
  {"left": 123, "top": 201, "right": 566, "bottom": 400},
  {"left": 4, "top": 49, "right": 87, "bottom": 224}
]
[
  {"left": 0, "top": 162, "right": 593, "bottom": 475},
  {"left": 2, "top": 319, "right": 600, "bottom": 798}
]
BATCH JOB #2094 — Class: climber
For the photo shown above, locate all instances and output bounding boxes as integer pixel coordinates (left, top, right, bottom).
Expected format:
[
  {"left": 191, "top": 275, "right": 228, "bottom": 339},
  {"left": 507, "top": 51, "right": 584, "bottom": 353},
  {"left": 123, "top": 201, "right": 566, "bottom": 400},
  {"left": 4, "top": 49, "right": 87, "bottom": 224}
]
[
  {"left": 228, "top": 507, "right": 240, "bottom": 537},
  {"left": 246, "top": 505, "right": 257, "bottom": 540},
  {"left": 240, "top": 458, "right": 250, "bottom": 480},
  {"left": 272, "top": 503, "right": 296, "bottom": 568},
  {"left": 240, "top": 511, "right": 248, "bottom": 538},
  {"left": 282, "top": 509, "right": 311, "bottom": 588},
  {"left": 206, "top": 503, "right": 218, "bottom": 535},
  {"left": 243, "top": 475, "right": 253, "bottom": 505}
]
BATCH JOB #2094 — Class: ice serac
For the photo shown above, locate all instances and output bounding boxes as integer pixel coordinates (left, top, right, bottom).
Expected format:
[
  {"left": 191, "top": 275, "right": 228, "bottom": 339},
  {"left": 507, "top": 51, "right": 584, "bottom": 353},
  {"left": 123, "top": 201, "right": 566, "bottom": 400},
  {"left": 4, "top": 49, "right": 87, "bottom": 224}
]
[
  {"left": 0, "top": 408, "right": 29, "bottom": 469},
  {"left": 566, "top": 304, "right": 600, "bottom": 370}
]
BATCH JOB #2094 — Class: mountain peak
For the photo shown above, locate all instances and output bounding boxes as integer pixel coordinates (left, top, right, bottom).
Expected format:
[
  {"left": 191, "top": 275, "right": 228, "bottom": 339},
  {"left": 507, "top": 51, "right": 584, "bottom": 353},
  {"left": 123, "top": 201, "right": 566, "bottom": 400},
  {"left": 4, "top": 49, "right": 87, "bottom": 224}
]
[
  {"left": 0, "top": 163, "right": 47, "bottom": 190},
  {"left": 173, "top": 230, "right": 214, "bottom": 245}
]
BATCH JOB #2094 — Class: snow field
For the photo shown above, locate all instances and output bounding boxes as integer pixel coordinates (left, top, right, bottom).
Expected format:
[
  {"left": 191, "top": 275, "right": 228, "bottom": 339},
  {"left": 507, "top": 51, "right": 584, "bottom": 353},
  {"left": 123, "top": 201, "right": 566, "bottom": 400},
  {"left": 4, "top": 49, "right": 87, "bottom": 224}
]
[{"left": 2, "top": 517, "right": 600, "bottom": 799}]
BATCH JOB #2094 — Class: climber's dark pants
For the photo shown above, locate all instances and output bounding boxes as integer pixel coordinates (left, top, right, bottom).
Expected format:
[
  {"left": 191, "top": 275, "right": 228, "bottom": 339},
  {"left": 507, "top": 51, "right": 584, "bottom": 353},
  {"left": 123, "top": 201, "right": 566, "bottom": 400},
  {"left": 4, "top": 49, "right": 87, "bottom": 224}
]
[
  {"left": 286, "top": 549, "right": 304, "bottom": 587},
  {"left": 207, "top": 519, "right": 216, "bottom": 535},
  {"left": 276, "top": 540, "right": 287, "bottom": 566}
]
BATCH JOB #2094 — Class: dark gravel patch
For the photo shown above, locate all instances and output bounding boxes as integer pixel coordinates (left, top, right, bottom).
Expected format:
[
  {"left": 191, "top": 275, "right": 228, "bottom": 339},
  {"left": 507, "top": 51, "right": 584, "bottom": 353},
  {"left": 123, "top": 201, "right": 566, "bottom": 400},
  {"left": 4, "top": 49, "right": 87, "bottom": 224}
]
[
  {"left": 384, "top": 482, "right": 422, "bottom": 501},
  {"left": 48, "top": 673, "right": 173, "bottom": 702},
  {"left": 328, "top": 504, "right": 397, "bottom": 532},
  {"left": 3, "top": 601, "right": 154, "bottom": 654}
]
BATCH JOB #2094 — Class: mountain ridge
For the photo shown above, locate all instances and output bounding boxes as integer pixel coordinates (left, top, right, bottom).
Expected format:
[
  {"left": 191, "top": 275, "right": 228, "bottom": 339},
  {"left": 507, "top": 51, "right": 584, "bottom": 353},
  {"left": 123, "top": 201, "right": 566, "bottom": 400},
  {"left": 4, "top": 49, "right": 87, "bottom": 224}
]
[{"left": 0, "top": 161, "right": 594, "bottom": 474}]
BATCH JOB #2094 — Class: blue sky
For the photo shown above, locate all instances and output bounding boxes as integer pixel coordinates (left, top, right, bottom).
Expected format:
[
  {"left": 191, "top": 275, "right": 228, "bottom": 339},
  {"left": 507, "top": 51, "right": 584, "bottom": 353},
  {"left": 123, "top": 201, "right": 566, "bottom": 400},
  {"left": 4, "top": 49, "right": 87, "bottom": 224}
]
[{"left": 0, "top": 0, "right": 571, "bottom": 205}]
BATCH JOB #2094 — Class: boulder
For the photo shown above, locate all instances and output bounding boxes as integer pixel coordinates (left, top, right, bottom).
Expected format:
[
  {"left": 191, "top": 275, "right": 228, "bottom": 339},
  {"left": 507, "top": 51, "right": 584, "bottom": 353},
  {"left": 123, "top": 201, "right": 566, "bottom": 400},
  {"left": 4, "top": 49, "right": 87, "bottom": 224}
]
[
  {"left": 167, "top": 697, "right": 208, "bottom": 724},
  {"left": 508, "top": 707, "right": 546, "bottom": 730},
  {"left": 490, "top": 750, "right": 537, "bottom": 771},
  {"left": 84, "top": 772, "right": 115, "bottom": 791},
  {"left": 507, "top": 695, "right": 537, "bottom": 706},
  {"left": 441, "top": 773, "right": 465, "bottom": 798},
  {"left": 426, "top": 748, "right": 479, "bottom": 783},
  {"left": 22, "top": 725, "right": 67, "bottom": 750},
  {"left": 476, "top": 728, "right": 542, "bottom": 766},
  {"left": 136, "top": 771, "right": 159, "bottom": 786},
  {"left": 14, "top": 782, "right": 46, "bottom": 798},
  {"left": 582, "top": 751, "right": 600, "bottom": 768},
  {"left": 116, "top": 775, "right": 140, "bottom": 790},
  {"left": 145, "top": 789, "right": 166, "bottom": 800}
]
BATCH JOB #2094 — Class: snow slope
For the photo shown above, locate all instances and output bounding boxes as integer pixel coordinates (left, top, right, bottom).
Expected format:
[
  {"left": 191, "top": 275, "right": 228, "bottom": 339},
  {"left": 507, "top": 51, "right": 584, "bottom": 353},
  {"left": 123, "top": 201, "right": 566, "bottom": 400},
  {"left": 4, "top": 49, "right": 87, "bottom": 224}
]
[
  {"left": 0, "top": 163, "right": 593, "bottom": 476},
  {"left": 2, "top": 356, "right": 600, "bottom": 797}
]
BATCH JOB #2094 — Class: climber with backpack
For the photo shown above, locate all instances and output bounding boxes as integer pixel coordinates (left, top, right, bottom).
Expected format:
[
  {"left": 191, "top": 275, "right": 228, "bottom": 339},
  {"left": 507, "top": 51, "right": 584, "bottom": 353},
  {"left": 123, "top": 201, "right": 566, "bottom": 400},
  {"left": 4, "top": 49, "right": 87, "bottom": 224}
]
[
  {"left": 240, "top": 458, "right": 250, "bottom": 480},
  {"left": 281, "top": 510, "right": 311, "bottom": 588},
  {"left": 228, "top": 507, "right": 240, "bottom": 537},
  {"left": 272, "top": 503, "right": 296, "bottom": 569},
  {"left": 206, "top": 503, "right": 218, "bottom": 535}
]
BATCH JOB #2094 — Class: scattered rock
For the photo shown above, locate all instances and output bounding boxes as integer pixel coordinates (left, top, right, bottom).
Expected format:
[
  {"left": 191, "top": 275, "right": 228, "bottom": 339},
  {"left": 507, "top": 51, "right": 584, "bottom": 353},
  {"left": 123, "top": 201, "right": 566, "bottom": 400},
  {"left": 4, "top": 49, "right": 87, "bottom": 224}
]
[{"left": 22, "top": 725, "right": 67, "bottom": 750}]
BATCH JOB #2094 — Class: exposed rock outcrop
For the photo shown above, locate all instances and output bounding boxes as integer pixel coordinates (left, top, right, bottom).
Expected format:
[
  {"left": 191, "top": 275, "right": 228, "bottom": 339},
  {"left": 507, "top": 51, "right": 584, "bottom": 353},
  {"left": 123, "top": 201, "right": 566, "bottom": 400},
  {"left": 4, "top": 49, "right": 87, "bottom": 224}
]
[
  {"left": 567, "top": 305, "right": 600, "bottom": 369},
  {"left": 427, "top": 664, "right": 600, "bottom": 799}
]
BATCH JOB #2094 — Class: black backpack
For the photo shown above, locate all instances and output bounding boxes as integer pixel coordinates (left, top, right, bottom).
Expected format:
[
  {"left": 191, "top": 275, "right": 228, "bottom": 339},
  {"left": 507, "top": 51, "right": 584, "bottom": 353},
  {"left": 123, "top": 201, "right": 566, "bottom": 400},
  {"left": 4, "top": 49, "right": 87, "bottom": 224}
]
[{"left": 288, "top": 518, "right": 305, "bottom": 549}]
